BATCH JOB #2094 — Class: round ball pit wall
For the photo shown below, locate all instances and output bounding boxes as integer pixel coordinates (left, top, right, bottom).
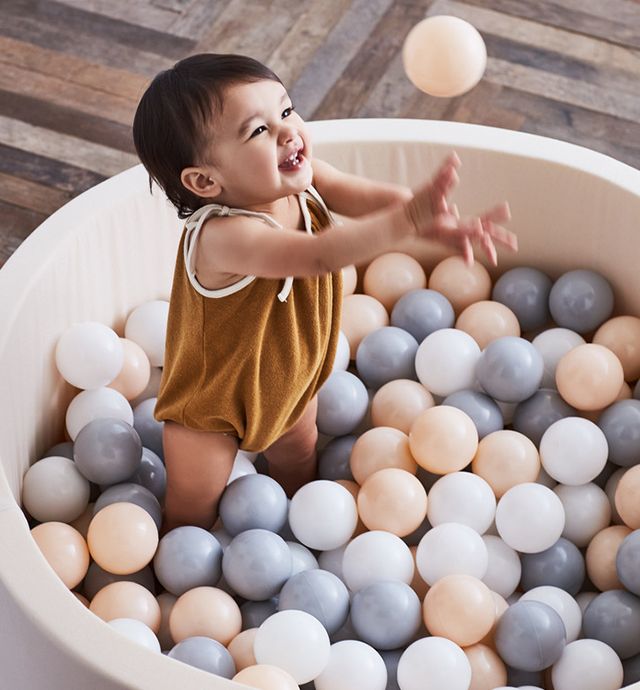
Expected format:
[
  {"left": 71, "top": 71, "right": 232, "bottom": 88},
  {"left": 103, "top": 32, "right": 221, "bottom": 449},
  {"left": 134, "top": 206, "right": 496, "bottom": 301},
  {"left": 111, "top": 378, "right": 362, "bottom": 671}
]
[{"left": 1, "top": 119, "right": 639, "bottom": 690}]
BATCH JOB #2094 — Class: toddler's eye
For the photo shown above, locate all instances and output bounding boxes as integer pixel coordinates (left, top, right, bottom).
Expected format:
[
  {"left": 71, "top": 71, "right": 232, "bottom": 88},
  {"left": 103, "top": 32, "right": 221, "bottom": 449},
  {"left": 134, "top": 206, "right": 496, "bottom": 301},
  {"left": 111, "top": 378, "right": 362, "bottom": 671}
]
[
  {"left": 282, "top": 105, "right": 295, "bottom": 118},
  {"left": 250, "top": 125, "right": 267, "bottom": 138}
]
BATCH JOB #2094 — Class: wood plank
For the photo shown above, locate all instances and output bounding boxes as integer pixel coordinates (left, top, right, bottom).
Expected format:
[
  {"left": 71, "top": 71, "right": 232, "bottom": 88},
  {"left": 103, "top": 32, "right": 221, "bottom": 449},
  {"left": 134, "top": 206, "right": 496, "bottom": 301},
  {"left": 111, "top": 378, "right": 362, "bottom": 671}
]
[
  {"left": 0, "top": 171, "right": 72, "bottom": 216},
  {"left": 167, "top": 0, "right": 231, "bottom": 39},
  {"left": 55, "top": 0, "right": 180, "bottom": 33},
  {"left": 0, "top": 116, "right": 138, "bottom": 177},
  {"left": 0, "top": 200, "right": 47, "bottom": 269}
]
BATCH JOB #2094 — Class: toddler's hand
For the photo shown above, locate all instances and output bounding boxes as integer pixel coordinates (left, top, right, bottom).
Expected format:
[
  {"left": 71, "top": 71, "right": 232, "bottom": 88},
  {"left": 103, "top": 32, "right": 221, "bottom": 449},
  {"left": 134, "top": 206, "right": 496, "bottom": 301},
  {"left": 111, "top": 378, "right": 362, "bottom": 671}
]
[{"left": 404, "top": 153, "right": 517, "bottom": 266}]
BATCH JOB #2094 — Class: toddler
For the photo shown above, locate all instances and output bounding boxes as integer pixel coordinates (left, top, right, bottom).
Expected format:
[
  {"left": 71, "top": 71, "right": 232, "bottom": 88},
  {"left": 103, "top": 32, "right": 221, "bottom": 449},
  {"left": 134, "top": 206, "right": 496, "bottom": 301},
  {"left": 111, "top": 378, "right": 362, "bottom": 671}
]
[{"left": 132, "top": 53, "right": 516, "bottom": 532}]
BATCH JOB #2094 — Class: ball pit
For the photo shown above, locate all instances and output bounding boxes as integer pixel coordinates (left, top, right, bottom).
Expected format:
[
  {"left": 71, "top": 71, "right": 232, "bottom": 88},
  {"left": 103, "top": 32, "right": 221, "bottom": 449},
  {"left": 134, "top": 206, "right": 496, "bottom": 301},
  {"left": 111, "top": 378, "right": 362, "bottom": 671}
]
[{"left": 2, "top": 119, "right": 640, "bottom": 690}]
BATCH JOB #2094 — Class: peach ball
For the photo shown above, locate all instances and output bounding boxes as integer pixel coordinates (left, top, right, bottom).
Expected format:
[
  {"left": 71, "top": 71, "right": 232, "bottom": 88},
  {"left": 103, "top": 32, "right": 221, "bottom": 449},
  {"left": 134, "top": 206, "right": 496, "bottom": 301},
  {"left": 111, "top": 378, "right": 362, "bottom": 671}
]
[
  {"left": 70, "top": 502, "right": 95, "bottom": 539},
  {"left": 479, "top": 591, "right": 509, "bottom": 650},
  {"left": 422, "top": 574, "right": 495, "bottom": 647},
  {"left": 340, "top": 293, "right": 388, "bottom": 358},
  {"left": 357, "top": 468, "right": 428, "bottom": 537},
  {"left": 228, "top": 628, "right": 258, "bottom": 672},
  {"left": 90, "top": 581, "right": 161, "bottom": 632},
  {"left": 169, "top": 586, "right": 242, "bottom": 646},
  {"left": 615, "top": 465, "right": 640, "bottom": 529},
  {"left": 350, "top": 426, "right": 417, "bottom": 485},
  {"left": 371, "top": 379, "right": 435, "bottom": 433},
  {"left": 363, "top": 252, "right": 427, "bottom": 311},
  {"left": 428, "top": 255, "right": 492, "bottom": 315},
  {"left": 555, "top": 343, "right": 624, "bottom": 411},
  {"left": 233, "top": 664, "right": 299, "bottom": 690},
  {"left": 471, "top": 430, "right": 540, "bottom": 498},
  {"left": 335, "top": 479, "right": 368, "bottom": 537},
  {"left": 456, "top": 300, "right": 521, "bottom": 349},
  {"left": 31, "top": 522, "right": 90, "bottom": 589},
  {"left": 409, "top": 546, "right": 430, "bottom": 599},
  {"left": 342, "top": 265, "right": 358, "bottom": 296},
  {"left": 87, "top": 502, "right": 158, "bottom": 575},
  {"left": 107, "top": 337, "right": 151, "bottom": 400},
  {"left": 74, "top": 592, "right": 90, "bottom": 607},
  {"left": 409, "top": 405, "right": 478, "bottom": 474},
  {"left": 593, "top": 315, "right": 640, "bottom": 381},
  {"left": 585, "top": 525, "right": 632, "bottom": 591},
  {"left": 464, "top": 643, "right": 508, "bottom": 690}
]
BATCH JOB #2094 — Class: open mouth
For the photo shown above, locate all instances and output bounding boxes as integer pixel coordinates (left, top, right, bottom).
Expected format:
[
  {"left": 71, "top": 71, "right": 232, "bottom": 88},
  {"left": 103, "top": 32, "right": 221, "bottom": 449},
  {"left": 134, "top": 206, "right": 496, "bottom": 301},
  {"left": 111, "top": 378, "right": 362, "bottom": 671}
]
[{"left": 279, "top": 147, "right": 305, "bottom": 172}]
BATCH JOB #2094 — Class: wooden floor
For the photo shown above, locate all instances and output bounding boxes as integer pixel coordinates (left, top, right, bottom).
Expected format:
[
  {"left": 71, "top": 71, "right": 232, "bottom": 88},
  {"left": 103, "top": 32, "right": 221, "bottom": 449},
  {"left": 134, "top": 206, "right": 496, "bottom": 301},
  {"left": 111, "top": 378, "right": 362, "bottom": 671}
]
[{"left": 1, "top": 0, "right": 640, "bottom": 266}]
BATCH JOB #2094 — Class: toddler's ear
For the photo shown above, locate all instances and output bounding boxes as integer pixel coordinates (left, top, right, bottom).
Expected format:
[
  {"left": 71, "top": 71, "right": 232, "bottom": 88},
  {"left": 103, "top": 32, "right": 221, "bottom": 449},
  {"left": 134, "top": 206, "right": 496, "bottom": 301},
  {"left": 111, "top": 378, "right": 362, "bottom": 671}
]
[{"left": 181, "top": 167, "right": 222, "bottom": 199}]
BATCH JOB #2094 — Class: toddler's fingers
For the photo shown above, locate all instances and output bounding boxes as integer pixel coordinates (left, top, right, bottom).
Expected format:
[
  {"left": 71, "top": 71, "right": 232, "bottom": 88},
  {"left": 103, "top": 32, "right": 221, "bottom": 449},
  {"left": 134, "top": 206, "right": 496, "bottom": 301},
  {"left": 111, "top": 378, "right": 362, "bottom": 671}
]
[
  {"left": 480, "top": 231, "right": 498, "bottom": 266},
  {"left": 483, "top": 221, "right": 519, "bottom": 252},
  {"left": 480, "top": 201, "right": 511, "bottom": 224},
  {"left": 462, "top": 236, "right": 474, "bottom": 266},
  {"left": 450, "top": 203, "right": 460, "bottom": 220}
]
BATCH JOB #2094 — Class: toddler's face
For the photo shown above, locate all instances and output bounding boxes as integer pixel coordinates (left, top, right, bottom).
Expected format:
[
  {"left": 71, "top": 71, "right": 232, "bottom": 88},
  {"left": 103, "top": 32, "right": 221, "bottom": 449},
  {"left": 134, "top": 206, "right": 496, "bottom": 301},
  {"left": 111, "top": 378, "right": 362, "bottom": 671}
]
[{"left": 200, "top": 79, "right": 313, "bottom": 208}]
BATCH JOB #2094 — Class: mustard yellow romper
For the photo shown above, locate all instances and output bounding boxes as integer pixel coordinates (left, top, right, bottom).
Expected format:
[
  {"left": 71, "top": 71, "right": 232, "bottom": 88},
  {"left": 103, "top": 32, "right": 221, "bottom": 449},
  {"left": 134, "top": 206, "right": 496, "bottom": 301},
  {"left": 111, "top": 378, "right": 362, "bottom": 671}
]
[{"left": 154, "top": 185, "right": 343, "bottom": 452}]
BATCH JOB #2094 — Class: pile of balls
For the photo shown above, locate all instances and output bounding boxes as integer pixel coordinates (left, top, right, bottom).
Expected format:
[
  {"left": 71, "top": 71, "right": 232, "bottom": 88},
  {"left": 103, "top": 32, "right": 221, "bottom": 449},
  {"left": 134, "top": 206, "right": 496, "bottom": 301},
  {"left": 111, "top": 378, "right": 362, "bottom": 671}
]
[{"left": 21, "top": 252, "right": 640, "bottom": 690}]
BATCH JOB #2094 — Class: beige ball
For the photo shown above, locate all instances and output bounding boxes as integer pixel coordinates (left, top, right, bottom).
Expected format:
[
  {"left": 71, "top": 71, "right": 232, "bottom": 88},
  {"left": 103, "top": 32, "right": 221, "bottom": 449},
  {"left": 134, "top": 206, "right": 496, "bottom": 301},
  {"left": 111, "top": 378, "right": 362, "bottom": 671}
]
[
  {"left": 169, "top": 586, "right": 241, "bottom": 645},
  {"left": 31, "top": 522, "right": 90, "bottom": 590}
]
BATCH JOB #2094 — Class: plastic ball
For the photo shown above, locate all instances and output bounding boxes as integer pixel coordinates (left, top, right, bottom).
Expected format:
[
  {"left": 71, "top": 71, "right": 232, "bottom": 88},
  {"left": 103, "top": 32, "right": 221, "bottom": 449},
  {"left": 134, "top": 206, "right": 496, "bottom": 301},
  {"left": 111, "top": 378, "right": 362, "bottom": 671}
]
[
  {"left": 539, "top": 417, "right": 608, "bottom": 485},
  {"left": 427, "top": 471, "right": 496, "bottom": 533},
  {"left": 355, "top": 326, "right": 418, "bottom": 389},
  {"left": 552, "top": 639, "right": 623, "bottom": 690},
  {"left": 317, "top": 435, "right": 357, "bottom": 481},
  {"left": 481, "top": 535, "right": 521, "bottom": 599},
  {"left": 403, "top": 15, "right": 487, "bottom": 98},
  {"left": 549, "top": 269, "right": 614, "bottom": 334},
  {"left": 65, "top": 387, "right": 133, "bottom": 441},
  {"left": 82, "top": 561, "right": 155, "bottom": 600},
  {"left": 227, "top": 452, "right": 257, "bottom": 484},
  {"left": 553, "top": 483, "right": 611, "bottom": 548},
  {"left": 228, "top": 628, "right": 258, "bottom": 672},
  {"left": 233, "top": 664, "right": 299, "bottom": 690},
  {"left": 414, "top": 328, "right": 481, "bottom": 397},
  {"left": 582, "top": 590, "right": 640, "bottom": 659},
  {"left": 520, "top": 537, "right": 585, "bottom": 595},
  {"left": 30, "top": 522, "right": 89, "bottom": 589},
  {"left": 532, "top": 327, "right": 586, "bottom": 389},
  {"left": 289, "top": 480, "right": 357, "bottom": 550},
  {"left": 363, "top": 252, "right": 427, "bottom": 311},
  {"left": 615, "top": 465, "right": 640, "bottom": 528},
  {"left": 342, "top": 265, "right": 358, "bottom": 296},
  {"left": 87, "top": 502, "right": 158, "bottom": 575},
  {"left": 129, "top": 366, "right": 162, "bottom": 409},
  {"left": 598, "top": 399, "right": 640, "bottom": 467},
  {"left": 241, "top": 599, "right": 278, "bottom": 630},
  {"left": 495, "top": 483, "right": 565, "bottom": 554},
  {"left": 492, "top": 266, "right": 553, "bottom": 332},
  {"left": 397, "top": 636, "right": 472, "bottom": 690},
  {"left": 456, "top": 300, "right": 521, "bottom": 349},
  {"left": 107, "top": 337, "right": 151, "bottom": 401},
  {"left": 494, "top": 600, "right": 567, "bottom": 672},
  {"left": 555, "top": 343, "right": 624, "bottom": 410},
  {"left": 428, "top": 255, "right": 491, "bottom": 314},
  {"left": 520, "top": 586, "right": 582, "bottom": 643},
  {"left": 287, "top": 541, "right": 319, "bottom": 577},
  {"left": 124, "top": 300, "right": 169, "bottom": 367},
  {"left": 371, "top": 379, "right": 435, "bottom": 434},
  {"left": 132, "top": 397, "right": 164, "bottom": 460},
  {"left": 108, "top": 618, "right": 160, "bottom": 653},
  {"left": 342, "top": 530, "right": 414, "bottom": 591},
  {"left": 593, "top": 315, "right": 640, "bottom": 381},
  {"left": 316, "top": 370, "right": 369, "bottom": 436},
  {"left": 169, "top": 586, "right": 241, "bottom": 645},
  {"left": 333, "top": 330, "right": 350, "bottom": 371},
  {"left": 409, "top": 405, "right": 478, "bottom": 474},
  {"left": 315, "top": 640, "right": 387, "bottom": 690},
  {"left": 511, "top": 388, "right": 577, "bottom": 446},
  {"left": 254, "top": 609, "right": 331, "bottom": 684},
  {"left": 94, "top": 483, "right": 162, "bottom": 530},
  {"left": 390, "top": 288, "right": 455, "bottom": 342},
  {"left": 22, "top": 455, "right": 90, "bottom": 523},
  {"left": 168, "top": 636, "right": 236, "bottom": 678},
  {"left": 463, "top": 643, "right": 508, "bottom": 690},
  {"left": 586, "top": 525, "right": 631, "bottom": 591},
  {"left": 55, "top": 321, "right": 123, "bottom": 390},
  {"left": 341, "top": 294, "right": 389, "bottom": 358},
  {"left": 616, "top": 530, "right": 640, "bottom": 595},
  {"left": 442, "top": 389, "right": 504, "bottom": 439},
  {"left": 476, "top": 336, "right": 544, "bottom": 403},
  {"left": 126, "top": 447, "right": 166, "bottom": 501},
  {"left": 219, "top": 473, "right": 287, "bottom": 536},
  {"left": 155, "top": 592, "right": 176, "bottom": 650},
  {"left": 90, "top": 581, "right": 161, "bottom": 632}
]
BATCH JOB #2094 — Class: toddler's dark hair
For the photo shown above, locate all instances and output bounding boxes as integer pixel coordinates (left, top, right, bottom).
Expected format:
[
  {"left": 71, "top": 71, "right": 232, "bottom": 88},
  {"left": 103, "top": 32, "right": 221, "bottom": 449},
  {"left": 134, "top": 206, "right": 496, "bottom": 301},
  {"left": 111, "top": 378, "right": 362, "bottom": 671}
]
[{"left": 133, "top": 53, "right": 282, "bottom": 218}]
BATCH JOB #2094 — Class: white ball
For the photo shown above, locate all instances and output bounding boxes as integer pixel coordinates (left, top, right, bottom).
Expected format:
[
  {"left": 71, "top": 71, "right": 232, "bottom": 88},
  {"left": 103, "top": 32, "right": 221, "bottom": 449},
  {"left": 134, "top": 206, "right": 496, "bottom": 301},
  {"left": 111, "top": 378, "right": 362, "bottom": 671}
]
[
  {"left": 55, "top": 321, "right": 123, "bottom": 390},
  {"left": 315, "top": 640, "right": 387, "bottom": 690},
  {"left": 289, "top": 480, "right": 358, "bottom": 551},
  {"left": 22, "top": 455, "right": 90, "bottom": 523},
  {"left": 287, "top": 542, "right": 319, "bottom": 577},
  {"left": 540, "top": 417, "right": 608, "bottom": 485},
  {"left": 226, "top": 453, "right": 257, "bottom": 484},
  {"left": 318, "top": 543, "right": 348, "bottom": 581},
  {"left": 398, "top": 636, "right": 471, "bottom": 690},
  {"left": 415, "top": 328, "right": 481, "bottom": 396},
  {"left": 342, "top": 531, "right": 414, "bottom": 592},
  {"left": 532, "top": 328, "right": 585, "bottom": 389},
  {"left": 333, "top": 330, "right": 350, "bottom": 371},
  {"left": 481, "top": 535, "right": 522, "bottom": 599},
  {"left": 427, "top": 472, "right": 496, "bottom": 533},
  {"left": 551, "top": 639, "right": 623, "bottom": 690},
  {"left": 496, "top": 483, "right": 565, "bottom": 553},
  {"left": 416, "top": 522, "right": 488, "bottom": 585},
  {"left": 554, "top": 483, "right": 611, "bottom": 547},
  {"left": 254, "top": 610, "right": 330, "bottom": 684},
  {"left": 65, "top": 387, "right": 133, "bottom": 440},
  {"left": 124, "top": 300, "right": 169, "bottom": 367},
  {"left": 576, "top": 591, "right": 598, "bottom": 616},
  {"left": 108, "top": 618, "right": 161, "bottom": 653},
  {"left": 520, "top": 586, "right": 582, "bottom": 643}
]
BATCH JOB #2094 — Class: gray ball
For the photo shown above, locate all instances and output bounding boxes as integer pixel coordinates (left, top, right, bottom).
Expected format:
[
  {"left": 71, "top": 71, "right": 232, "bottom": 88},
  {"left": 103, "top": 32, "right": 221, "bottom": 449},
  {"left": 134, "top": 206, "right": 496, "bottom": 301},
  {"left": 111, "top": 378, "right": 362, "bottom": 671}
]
[
  {"left": 380, "top": 649, "right": 402, "bottom": 690},
  {"left": 43, "top": 441, "right": 74, "bottom": 459},
  {"left": 133, "top": 397, "right": 164, "bottom": 460},
  {"left": 153, "top": 526, "right": 223, "bottom": 596},
  {"left": 598, "top": 399, "right": 640, "bottom": 467},
  {"left": 241, "top": 598, "right": 279, "bottom": 629},
  {"left": 476, "top": 336, "right": 544, "bottom": 403},
  {"left": 623, "top": 651, "right": 640, "bottom": 686},
  {"left": 168, "top": 636, "right": 235, "bottom": 678},
  {"left": 495, "top": 600, "right": 567, "bottom": 671},
  {"left": 93, "top": 482, "right": 162, "bottom": 530},
  {"left": 278, "top": 569, "right": 350, "bottom": 635},
  {"left": 355, "top": 327, "right": 418, "bottom": 389},
  {"left": 616, "top": 530, "right": 640, "bottom": 596},
  {"left": 83, "top": 561, "right": 155, "bottom": 600},
  {"left": 390, "top": 289, "right": 455, "bottom": 342},
  {"left": 548, "top": 269, "right": 614, "bottom": 334},
  {"left": 317, "top": 370, "right": 369, "bottom": 436},
  {"left": 125, "top": 447, "right": 166, "bottom": 501},
  {"left": 351, "top": 581, "right": 421, "bottom": 650},
  {"left": 512, "top": 389, "right": 577, "bottom": 447},
  {"left": 219, "top": 474, "right": 288, "bottom": 536},
  {"left": 520, "top": 537, "right": 585, "bottom": 595},
  {"left": 318, "top": 436, "right": 357, "bottom": 481},
  {"left": 583, "top": 590, "right": 640, "bottom": 659},
  {"left": 442, "top": 389, "right": 504, "bottom": 439},
  {"left": 222, "top": 529, "right": 292, "bottom": 601},
  {"left": 74, "top": 418, "right": 142, "bottom": 485},
  {"left": 506, "top": 666, "right": 545, "bottom": 687},
  {"left": 492, "top": 267, "right": 553, "bottom": 332}
]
